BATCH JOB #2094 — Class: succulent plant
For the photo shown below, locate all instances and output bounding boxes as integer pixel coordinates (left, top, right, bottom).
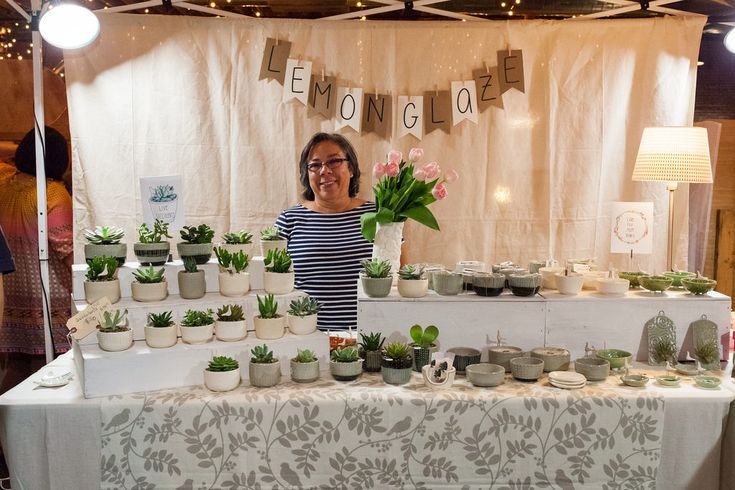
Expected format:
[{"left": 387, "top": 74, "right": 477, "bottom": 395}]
[
  {"left": 260, "top": 226, "right": 282, "bottom": 241},
  {"left": 132, "top": 265, "right": 165, "bottom": 284},
  {"left": 85, "top": 256, "right": 118, "bottom": 282},
  {"left": 694, "top": 342, "right": 719, "bottom": 365},
  {"left": 98, "top": 309, "right": 128, "bottom": 333},
  {"left": 147, "top": 311, "right": 174, "bottom": 328},
  {"left": 84, "top": 226, "right": 125, "bottom": 245},
  {"left": 182, "top": 255, "right": 199, "bottom": 273},
  {"left": 287, "top": 296, "right": 320, "bottom": 317},
  {"left": 331, "top": 346, "right": 359, "bottom": 362},
  {"left": 398, "top": 264, "right": 424, "bottom": 280},
  {"left": 257, "top": 294, "right": 280, "bottom": 319},
  {"left": 223, "top": 230, "right": 253, "bottom": 244},
  {"left": 361, "top": 258, "right": 391, "bottom": 279},
  {"left": 207, "top": 356, "right": 239, "bottom": 372},
  {"left": 410, "top": 324, "right": 439, "bottom": 348},
  {"left": 251, "top": 344, "right": 276, "bottom": 364},
  {"left": 137, "top": 219, "right": 172, "bottom": 244},
  {"left": 383, "top": 341, "right": 412, "bottom": 360},
  {"left": 214, "top": 247, "right": 249, "bottom": 273},
  {"left": 358, "top": 331, "right": 385, "bottom": 352},
  {"left": 179, "top": 224, "right": 214, "bottom": 244},
  {"left": 264, "top": 249, "right": 292, "bottom": 273},
  {"left": 294, "top": 349, "right": 317, "bottom": 363},
  {"left": 651, "top": 338, "right": 677, "bottom": 364},
  {"left": 216, "top": 304, "right": 245, "bottom": 322},
  {"left": 180, "top": 309, "right": 214, "bottom": 327}
]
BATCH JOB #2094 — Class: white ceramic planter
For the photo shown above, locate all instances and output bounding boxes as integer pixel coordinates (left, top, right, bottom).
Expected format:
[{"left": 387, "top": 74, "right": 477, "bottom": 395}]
[
  {"left": 84, "top": 279, "right": 121, "bottom": 304},
  {"left": 218, "top": 243, "right": 253, "bottom": 257},
  {"left": 260, "top": 239, "right": 286, "bottom": 257},
  {"left": 218, "top": 272, "right": 250, "bottom": 297},
  {"left": 97, "top": 329, "right": 133, "bottom": 352},
  {"left": 554, "top": 273, "right": 584, "bottom": 295},
  {"left": 253, "top": 316, "right": 286, "bottom": 340},
  {"left": 397, "top": 279, "right": 429, "bottom": 298},
  {"left": 264, "top": 272, "right": 294, "bottom": 295},
  {"left": 180, "top": 323, "right": 214, "bottom": 344},
  {"left": 204, "top": 368, "right": 241, "bottom": 392},
  {"left": 596, "top": 278, "right": 630, "bottom": 296},
  {"left": 249, "top": 361, "right": 281, "bottom": 387},
  {"left": 421, "top": 364, "right": 457, "bottom": 389},
  {"left": 287, "top": 313, "right": 318, "bottom": 335},
  {"left": 144, "top": 324, "right": 178, "bottom": 348},
  {"left": 290, "top": 359, "right": 320, "bottom": 383},
  {"left": 131, "top": 281, "right": 168, "bottom": 302},
  {"left": 215, "top": 320, "right": 247, "bottom": 341},
  {"left": 178, "top": 271, "right": 206, "bottom": 299}
]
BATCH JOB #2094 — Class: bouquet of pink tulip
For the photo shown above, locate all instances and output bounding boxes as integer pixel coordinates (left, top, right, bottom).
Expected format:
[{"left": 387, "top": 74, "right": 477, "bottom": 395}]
[{"left": 361, "top": 148, "right": 459, "bottom": 241}]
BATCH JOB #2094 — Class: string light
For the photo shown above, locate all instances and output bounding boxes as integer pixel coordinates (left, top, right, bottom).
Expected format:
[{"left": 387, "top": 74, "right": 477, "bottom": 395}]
[
  {"left": 144, "top": 8, "right": 149, "bottom": 13},
  {"left": 255, "top": 11, "right": 261, "bottom": 16},
  {"left": 356, "top": 1, "right": 362, "bottom": 6},
  {"left": 209, "top": 2, "right": 216, "bottom": 7}
]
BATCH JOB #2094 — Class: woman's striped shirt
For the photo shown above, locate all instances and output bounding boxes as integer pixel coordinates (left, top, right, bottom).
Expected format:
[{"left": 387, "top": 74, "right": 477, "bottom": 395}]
[{"left": 275, "top": 202, "right": 375, "bottom": 331}]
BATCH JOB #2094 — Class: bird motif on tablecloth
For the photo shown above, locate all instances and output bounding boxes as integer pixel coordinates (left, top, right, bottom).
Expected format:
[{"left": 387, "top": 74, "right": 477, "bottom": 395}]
[{"left": 104, "top": 408, "right": 130, "bottom": 431}]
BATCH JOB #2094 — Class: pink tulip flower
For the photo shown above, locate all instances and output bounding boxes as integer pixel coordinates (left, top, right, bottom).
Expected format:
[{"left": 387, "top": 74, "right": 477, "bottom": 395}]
[
  {"left": 387, "top": 150, "right": 403, "bottom": 165},
  {"left": 385, "top": 162, "right": 400, "bottom": 178},
  {"left": 408, "top": 148, "right": 424, "bottom": 163},
  {"left": 422, "top": 161, "right": 441, "bottom": 181},
  {"left": 444, "top": 168, "right": 460, "bottom": 184},
  {"left": 413, "top": 167, "right": 427, "bottom": 181},
  {"left": 432, "top": 183, "right": 448, "bottom": 200},
  {"left": 372, "top": 162, "right": 386, "bottom": 179}
]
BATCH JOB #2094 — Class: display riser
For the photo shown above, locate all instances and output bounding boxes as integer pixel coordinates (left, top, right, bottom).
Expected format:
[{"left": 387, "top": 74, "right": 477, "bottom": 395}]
[
  {"left": 72, "top": 257, "right": 266, "bottom": 301},
  {"left": 73, "top": 330, "right": 329, "bottom": 398}
]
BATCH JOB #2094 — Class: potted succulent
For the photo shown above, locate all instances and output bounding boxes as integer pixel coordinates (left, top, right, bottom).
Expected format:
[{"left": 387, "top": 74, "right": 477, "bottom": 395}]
[
  {"left": 177, "top": 224, "right": 215, "bottom": 264},
  {"left": 131, "top": 265, "right": 168, "bottom": 302},
  {"left": 397, "top": 264, "right": 428, "bottom": 298},
  {"left": 286, "top": 296, "right": 319, "bottom": 335},
  {"left": 97, "top": 309, "right": 132, "bottom": 352},
  {"left": 144, "top": 311, "right": 178, "bottom": 348},
  {"left": 254, "top": 294, "right": 285, "bottom": 340},
  {"left": 214, "top": 247, "right": 250, "bottom": 297},
  {"left": 215, "top": 304, "right": 247, "bottom": 341},
  {"left": 178, "top": 256, "right": 206, "bottom": 300},
  {"left": 290, "top": 348, "right": 320, "bottom": 383},
  {"left": 179, "top": 308, "right": 214, "bottom": 344},
  {"left": 260, "top": 225, "right": 286, "bottom": 257},
  {"left": 358, "top": 331, "right": 385, "bottom": 372},
  {"left": 263, "top": 248, "right": 294, "bottom": 294},
  {"left": 330, "top": 346, "right": 363, "bottom": 381},
  {"left": 219, "top": 230, "right": 253, "bottom": 256},
  {"left": 84, "top": 225, "right": 127, "bottom": 266},
  {"left": 381, "top": 341, "right": 413, "bottom": 385},
  {"left": 133, "top": 219, "right": 171, "bottom": 266},
  {"left": 249, "top": 344, "right": 281, "bottom": 387},
  {"left": 84, "top": 256, "right": 120, "bottom": 304},
  {"left": 422, "top": 357, "right": 457, "bottom": 389},
  {"left": 360, "top": 258, "right": 392, "bottom": 298},
  {"left": 410, "top": 324, "right": 439, "bottom": 372},
  {"left": 204, "top": 356, "right": 241, "bottom": 392}
]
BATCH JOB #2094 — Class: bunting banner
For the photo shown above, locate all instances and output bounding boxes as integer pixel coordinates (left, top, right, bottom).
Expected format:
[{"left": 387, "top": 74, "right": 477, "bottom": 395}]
[
  {"left": 335, "top": 87, "right": 364, "bottom": 133},
  {"left": 283, "top": 59, "right": 312, "bottom": 105},
  {"left": 396, "top": 95, "right": 423, "bottom": 140},
  {"left": 451, "top": 81, "right": 479, "bottom": 126}
]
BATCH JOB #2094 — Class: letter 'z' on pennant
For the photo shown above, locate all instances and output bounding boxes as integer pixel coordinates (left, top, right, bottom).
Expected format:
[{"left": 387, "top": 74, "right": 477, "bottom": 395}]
[
  {"left": 497, "top": 49, "right": 525, "bottom": 94},
  {"left": 335, "top": 87, "right": 364, "bottom": 133},
  {"left": 362, "top": 93, "right": 393, "bottom": 139},
  {"left": 451, "top": 81, "right": 479, "bottom": 126},
  {"left": 259, "top": 38, "right": 292, "bottom": 85},
  {"left": 396, "top": 95, "right": 424, "bottom": 140},
  {"left": 472, "top": 67, "right": 503, "bottom": 111},
  {"left": 283, "top": 59, "right": 312, "bottom": 105},
  {"left": 423, "top": 91, "right": 451, "bottom": 135},
  {"left": 307, "top": 75, "right": 337, "bottom": 119}
]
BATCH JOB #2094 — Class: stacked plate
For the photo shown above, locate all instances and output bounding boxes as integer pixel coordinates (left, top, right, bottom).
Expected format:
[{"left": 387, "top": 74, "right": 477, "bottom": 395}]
[{"left": 548, "top": 371, "right": 586, "bottom": 390}]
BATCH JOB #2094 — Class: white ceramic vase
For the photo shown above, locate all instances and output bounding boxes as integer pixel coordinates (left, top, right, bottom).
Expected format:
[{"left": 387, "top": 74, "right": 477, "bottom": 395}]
[
  {"left": 218, "top": 272, "right": 250, "bottom": 297},
  {"left": 84, "top": 279, "right": 121, "bottom": 304},
  {"left": 287, "top": 313, "right": 318, "bottom": 335},
  {"left": 397, "top": 278, "right": 429, "bottom": 298},
  {"left": 180, "top": 323, "right": 214, "bottom": 344},
  {"left": 131, "top": 281, "right": 168, "bottom": 302},
  {"left": 204, "top": 368, "right": 241, "bottom": 392},
  {"left": 260, "top": 239, "right": 287, "bottom": 258},
  {"left": 215, "top": 320, "right": 247, "bottom": 341},
  {"left": 253, "top": 316, "right": 286, "bottom": 340},
  {"left": 97, "top": 329, "right": 133, "bottom": 352},
  {"left": 372, "top": 221, "right": 403, "bottom": 284},
  {"left": 264, "top": 271, "right": 294, "bottom": 295},
  {"left": 144, "top": 324, "right": 178, "bottom": 348}
]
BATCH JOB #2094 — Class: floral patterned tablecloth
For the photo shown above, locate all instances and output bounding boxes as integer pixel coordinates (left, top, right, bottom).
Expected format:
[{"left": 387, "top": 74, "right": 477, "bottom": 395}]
[{"left": 100, "top": 373, "right": 663, "bottom": 489}]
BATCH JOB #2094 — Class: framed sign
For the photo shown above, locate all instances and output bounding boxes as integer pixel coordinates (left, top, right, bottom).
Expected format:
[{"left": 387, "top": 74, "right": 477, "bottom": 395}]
[
  {"left": 140, "top": 175, "right": 184, "bottom": 230},
  {"left": 610, "top": 202, "right": 653, "bottom": 254}
]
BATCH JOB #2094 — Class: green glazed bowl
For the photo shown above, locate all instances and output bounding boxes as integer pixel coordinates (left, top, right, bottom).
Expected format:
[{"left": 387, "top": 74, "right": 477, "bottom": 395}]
[
  {"left": 655, "top": 375, "right": 681, "bottom": 387},
  {"left": 618, "top": 271, "right": 647, "bottom": 288},
  {"left": 620, "top": 374, "right": 649, "bottom": 387},
  {"left": 662, "top": 271, "right": 696, "bottom": 287},
  {"left": 682, "top": 277, "right": 717, "bottom": 295},
  {"left": 596, "top": 349, "right": 632, "bottom": 369},
  {"left": 639, "top": 275, "right": 673, "bottom": 293},
  {"left": 694, "top": 375, "right": 721, "bottom": 389}
]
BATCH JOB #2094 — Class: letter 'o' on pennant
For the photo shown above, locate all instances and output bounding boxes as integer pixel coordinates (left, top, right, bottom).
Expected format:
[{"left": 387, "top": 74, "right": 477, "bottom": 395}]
[{"left": 335, "top": 87, "right": 364, "bottom": 133}]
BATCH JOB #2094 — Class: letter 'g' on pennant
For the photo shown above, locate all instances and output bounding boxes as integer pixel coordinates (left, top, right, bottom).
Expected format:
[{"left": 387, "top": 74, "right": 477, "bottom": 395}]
[
  {"left": 362, "top": 93, "right": 393, "bottom": 139},
  {"left": 307, "top": 75, "right": 337, "bottom": 119},
  {"left": 335, "top": 87, "right": 364, "bottom": 133},
  {"left": 259, "top": 38, "right": 292, "bottom": 85},
  {"left": 423, "top": 91, "right": 451, "bottom": 135},
  {"left": 283, "top": 59, "right": 312, "bottom": 105},
  {"left": 451, "top": 81, "right": 478, "bottom": 126},
  {"left": 396, "top": 95, "right": 423, "bottom": 140}
]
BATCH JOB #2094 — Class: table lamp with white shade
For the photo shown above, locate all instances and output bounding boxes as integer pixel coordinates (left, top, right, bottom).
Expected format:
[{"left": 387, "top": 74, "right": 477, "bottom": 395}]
[{"left": 632, "top": 126, "right": 713, "bottom": 271}]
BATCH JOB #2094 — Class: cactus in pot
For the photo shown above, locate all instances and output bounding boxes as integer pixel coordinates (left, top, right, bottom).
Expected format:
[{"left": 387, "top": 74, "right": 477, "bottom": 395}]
[
  {"left": 179, "top": 308, "right": 214, "bottom": 344},
  {"left": 219, "top": 230, "right": 253, "bottom": 256},
  {"left": 260, "top": 225, "right": 286, "bottom": 257},
  {"left": 263, "top": 248, "right": 294, "bottom": 294},
  {"left": 409, "top": 324, "right": 439, "bottom": 372},
  {"left": 397, "top": 264, "right": 428, "bottom": 298},
  {"left": 214, "top": 247, "right": 250, "bottom": 297},
  {"left": 97, "top": 309, "right": 132, "bottom": 352},
  {"left": 178, "top": 256, "right": 206, "bottom": 299},
  {"left": 286, "top": 296, "right": 319, "bottom": 335},
  {"left": 254, "top": 294, "right": 285, "bottom": 340},
  {"left": 204, "top": 356, "right": 241, "bottom": 392},
  {"left": 214, "top": 304, "right": 247, "bottom": 342},
  {"left": 131, "top": 265, "right": 168, "bottom": 302}
]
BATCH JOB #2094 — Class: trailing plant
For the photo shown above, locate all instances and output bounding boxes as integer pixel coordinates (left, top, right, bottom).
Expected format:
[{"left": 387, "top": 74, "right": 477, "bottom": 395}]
[
  {"left": 207, "top": 356, "right": 239, "bottom": 372},
  {"left": 223, "top": 230, "right": 253, "bottom": 245},
  {"left": 260, "top": 226, "right": 282, "bottom": 241},
  {"left": 359, "top": 331, "right": 385, "bottom": 352},
  {"left": 257, "top": 294, "right": 280, "bottom": 319},
  {"left": 182, "top": 256, "right": 199, "bottom": 273},
  {"left": 398, "top": 264, "right": 424, "bottom": 280},
  {"left": 216, "top": 304, "right": 245, "bottom": 322},
  {"left": 214, "top": 247, "right": 249, "bottom": 273},
  {"left": 651, "top": 338, "right": 677, "bottom": 364},
  {"left": 287, "top": 296, "right": 320, "bottom": 317},
  {"left": 137, "top": 219, "right": 172, "bottom": 244},
  {"left": 132, "top": 265, "right": 165, "bottom": 284},
  {"left": 694, "top": 342, "right": 719, "bottom": 365},
  {"left": 98, "top": 309, "right": 128, "bottom": 333},
  {"left": 410, "top": 324, "right": 439, "bottom": 348},
  {"left": 179, "top": 224, "right": 214, "bottom": 244},
  {"left": 294, "top": 349, "right": 317, "bottom": 363},
  {"left": 150, "top": 185, "right": 177, "bottom": 203},
  {"left": 180, "top": 309, "right": 214, "bottom": 327},
  {"left": 331, "top": 346, "right": 359, "bottom": 363},
  {"left": 251, "top": 344, "right": 276, "bottom": 364},
  {"left": 361, "top": 258, "right": 391, "bottom": 279},
  {"left": 383, "top": 341, "right": 412, "bottom": 360},
  {"left": 264, "top": 249, "right": 292, "bottom": 273},
  {"left": 84, "top": 225, "right": 125, "bottom": 245},
  {"left": 147, "top": 311, "right": 174, "bottom": 328},
  {"left": 85, "top": 256, "right": 118, "bottom": 282}
]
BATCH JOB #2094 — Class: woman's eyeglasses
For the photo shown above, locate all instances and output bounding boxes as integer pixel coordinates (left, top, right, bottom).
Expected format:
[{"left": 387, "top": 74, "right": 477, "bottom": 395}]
[{"left": 307, "top": 158, "right": 348, "bottom": 173}]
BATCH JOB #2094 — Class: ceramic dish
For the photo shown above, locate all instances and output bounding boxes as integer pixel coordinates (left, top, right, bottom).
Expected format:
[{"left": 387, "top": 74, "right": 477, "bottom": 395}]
[
  {"left": 472, "top": 272, "right": 505, "bottom": 297},
  {"left": 448, "top": 347, "right": 481, "bottom": 374},
  {"left": 488, "top": 346, "right": 524, "bottom": 372},
  {"left": 465, "top": 363, "right": 506, "bottom": 387},
  {"left": 694, "top": 375, "right": 721, "bottom": 389},
  {"left": 510, "top": 357, "right": 545, "bottom": 381},
  {"left": 595, "top": 277, "right": 630, "bottom": 296},
  {"left": 639, "top": 275, "right": 673, "bottom": 293},
  {"left": 508, "top": 273, "right": 542, "bottom": 297},
  {"left": 618, "top": 271, "right": 647, "bottom": 288},
  {"left": 662, "top": 271, "right": 696, "bottom": 288},
  {"left": 674, "top": 363, "right": 700, "bottom": 376},
  {"left": 596, "top": 349, "right": 632, "bottom": 370},
  {"left": 655, "top": 375, "right": 681, "bottom": 387},
  {"left": 531, "top": 347, "right": 571, "bottom": 372},
  {"left": 681, "top": 277, "right": 717, "bottom": 295},
  {"left": 574, "top": 357, "right": 610, "bottom": 381},
  {"left": 33, "top": 371, "right": 73, "bottom": 388},
  {"left": 620, "top": 374, "right": 649, "bottom": 387},
  {"left": 582, "top": 270, "right": 608, "bottom": 289}
]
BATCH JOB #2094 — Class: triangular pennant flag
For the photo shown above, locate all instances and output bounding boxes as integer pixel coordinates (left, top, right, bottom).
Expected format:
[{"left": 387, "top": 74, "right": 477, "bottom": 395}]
[
  {"left": 307, "top": 75, "right": 337, "bottom": 119},
  {"left": 451, "top": 81, "right": 479, "bottom": 126},
  {"left": 473, "top": 67, "right": 503, "bottom": 111},
  {"left": 283, "top": 59, "right": 312, "bottom": 105},
  {"left": 335, "top": 87, "right": 364, "bottom": 132},
  {"left": 396, "top": 95, "right": 423, "bottom": 140},
  {"left": 423, "top": 91, "right": 451, "bottom": 135},
  {"left": 258, "top": 38, "right": 292, "bottom": 85},
  {"left": 363, "top": 93, "right": 393, "bottom": 139},
  {"left": 497, "top": 49, "right": 525, "bottom": 94}
]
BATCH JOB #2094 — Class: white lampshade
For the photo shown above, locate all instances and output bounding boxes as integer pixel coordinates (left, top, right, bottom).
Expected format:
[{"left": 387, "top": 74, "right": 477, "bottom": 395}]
[
  {"left": 39, "top": 4, "right": 100, "bottom": 50},
  {"left": 632, "top": 126, "right": 712, "bottom": 183},
  {"left": 725, "top": 28, "right": 735, "bottom": 55}
]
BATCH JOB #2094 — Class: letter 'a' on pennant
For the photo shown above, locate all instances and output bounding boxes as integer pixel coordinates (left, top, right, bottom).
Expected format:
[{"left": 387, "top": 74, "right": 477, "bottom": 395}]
[
  {"left": 422, "top": 91, "right": 451, "bottom": 135},
  {"left": 335, "top": 87, "right": 364, "bottom": 133},
  {"left": 396, "top": 95, "right": 424, "bottom": 140},
  {"left": 497, "top": 49, "right": 525, "bottom": 95},
  {"left": 283, "top": 59, "right": 312, "bottom": 105},
  {"left": 307, "top": 75, "right": 337, "bottom": 119},
  {"left": 451, "top": 81, "right": 479, "bottom": 126},
  {"left": 362, "top": 93, "right": 393, "bottom": 139},
  {"left": 472, "top": 67, "right": 503, "bottom": 112},
  {"left": 259, "top": 38, "right": 292, "bottom": 85}
]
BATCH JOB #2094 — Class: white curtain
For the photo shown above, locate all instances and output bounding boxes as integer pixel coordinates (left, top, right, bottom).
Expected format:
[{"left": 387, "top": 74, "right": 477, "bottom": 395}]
[{"left": 65, "top": 14, "right": 705, "bottom": 272}]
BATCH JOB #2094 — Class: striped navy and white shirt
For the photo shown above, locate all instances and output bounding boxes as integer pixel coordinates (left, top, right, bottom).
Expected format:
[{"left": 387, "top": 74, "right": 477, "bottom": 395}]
[{"left": 275, "top": 202, "right": 375, "bottom": 331}]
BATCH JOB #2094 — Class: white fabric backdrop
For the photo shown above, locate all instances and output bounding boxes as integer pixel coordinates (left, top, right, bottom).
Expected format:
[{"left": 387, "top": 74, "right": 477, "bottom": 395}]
[{"left": 65, "top": 14, "right": 705, "bottom": 272}]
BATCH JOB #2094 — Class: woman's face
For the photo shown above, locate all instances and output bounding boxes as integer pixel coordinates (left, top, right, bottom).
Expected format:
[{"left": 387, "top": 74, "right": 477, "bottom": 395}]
[{"left": 307, "top": 141, "right": 352, "bottom": 203}]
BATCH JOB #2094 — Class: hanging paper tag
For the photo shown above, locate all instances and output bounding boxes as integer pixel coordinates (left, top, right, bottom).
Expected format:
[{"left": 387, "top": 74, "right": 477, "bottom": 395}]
[
  {"left": 451, "top": 81, "right": 479, "bottom": 126},
  {"left": 335, "top": 87, "right": 364, "bottom": 132},
  {"left": 283, "top": 59, "right": 312, "bottom": 105},
  {"left": 66, "top": 297, "right": 112, "bottom": 341},
  {"left": 396, "top": 95, "right": 423, "bottom": 140}
]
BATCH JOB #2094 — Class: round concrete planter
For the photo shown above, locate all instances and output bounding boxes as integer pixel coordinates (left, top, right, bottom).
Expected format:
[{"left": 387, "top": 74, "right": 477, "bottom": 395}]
[
  {"left": 361, "top": 276, "right": 392, "bottom": 298},
  {"left": 180, "top": 323, "right": 214, "bottom": 344},
  {"left": 204, "top": 368, "right": 241, "bottom": 392},
  {"left": 218, "top": 272, "right": 250, "bottom": 297},
  {"left": 97, "top": 329, "right": 133, "bottom": 352},
  {"left": 397, "top": 279, "right": 429, "bottom": 298},
  {"left": 144, "top": 324, "right": 178, "bottom": 348},
  {"left": 131, "top": 281, "right": 168, "bottom": 302},
  {"left": 178, "top": 271, "right": 206, "bottom": 299},
  {"left": 133, "top": 242, "right": 170, "bottom": 266},
  {"left": 177, "top": 242, "right": 213, "bottom": 264},
  {"left": 290, "top": 359, "right": 320, "bottom": 383},
  {"left": 329, "top": 359, "right": 363, "bottom": 381},
  {"left": 260, "top": 239, "right": 286, "bottom": 257},
  {"left": 215, "top": 320, "right": 247, "bottom": 342},
  {"left": 85, "top": 243, "right": 127, "bottom": 266},
  {"left": 254, "top": 316, "right": 286, "bottom": 340},
  {"left": 287, "top": 313, "right": 318, "bottom": 335},
  {"left": 433, "top": 272, "right": 463, "bottom": 296},
  {"left": 84, "top": 279, "right": 121, "bottom": 304},
  {"left": 264, "top": 272, "right": 294, "bottom": 295},
  {"left": 249, "top": 361, "right": 281, "bottom": 387}
]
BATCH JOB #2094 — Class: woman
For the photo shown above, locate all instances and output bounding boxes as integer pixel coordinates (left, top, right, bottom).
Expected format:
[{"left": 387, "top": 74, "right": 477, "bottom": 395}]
[
  {"left": 275, "top": 133, "right": 375, "bottom": 331},
  {"left": 0, "top": 127, "right": 73, "bottom": 392}
]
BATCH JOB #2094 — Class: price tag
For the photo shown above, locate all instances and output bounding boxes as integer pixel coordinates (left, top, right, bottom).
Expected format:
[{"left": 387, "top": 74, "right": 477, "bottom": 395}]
[{"left": 66, "top": 297, "right": 113, "bottom": 340}]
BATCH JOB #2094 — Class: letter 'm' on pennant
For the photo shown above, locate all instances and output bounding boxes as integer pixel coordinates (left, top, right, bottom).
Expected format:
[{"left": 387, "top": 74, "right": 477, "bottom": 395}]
[
  {"left": 451, "top": 81, "right": 479, "bottom": 126},
  {"left": 497, "top": 49, "right": 525, "bottom": 94},
  {"left": 396, "top": 96, "right": 423, "bottom": 140},
  {"left": 335, "top": 87, "right": 364, "bottom": 133},
  {"left": 362, "top": 93, "right": 392, "bottom": 139},
  {"left": 422, "top": 91, "right": 451, "bottom": 135},
  {"left": 307, "top": 75, "right": 337, "bottom": 119},
  {"left": 472, "top": 67, "right": 503, "bottom": 112},
  {"left": 258, "top": 38, "right": 292, "bottom": 85},
  {"left": 283, "top": 59, "right": 312, "bottom": 105}
]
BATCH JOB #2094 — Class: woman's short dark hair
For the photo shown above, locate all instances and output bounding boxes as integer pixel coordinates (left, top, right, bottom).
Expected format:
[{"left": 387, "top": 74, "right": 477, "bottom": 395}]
[
  {"left": 298, "top": 132, "right": 360, "bottom": 201},
  {"left": 14, "top": 126, "right": 69, "bottom": 181}
]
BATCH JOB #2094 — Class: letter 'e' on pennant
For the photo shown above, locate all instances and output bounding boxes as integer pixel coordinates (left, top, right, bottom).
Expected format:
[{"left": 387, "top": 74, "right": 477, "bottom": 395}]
[
  {"left": 497, "top": 49, "right": 525, "bottom": 94},
  {"left": 259, "top": 38, "right": 292, "bottom": 85},
  {"left": 283, "top": 59, "right": 312, "bottom": 105}
]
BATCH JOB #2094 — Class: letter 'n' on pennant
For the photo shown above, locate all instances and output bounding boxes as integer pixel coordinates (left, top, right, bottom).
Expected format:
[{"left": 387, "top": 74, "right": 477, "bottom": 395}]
[
  {"left": 259, "top": 38, "right": 292, "bottom": 85},
  {"left": 396, "top": 95, "right": 423, "bottom": 140},
  {"left": 307, "top": 75, "right": 337, "bottom": 119},
  {"left": 497, "top": 49, "right": 525, "bottom": 94},
  {"left": 335, "top": 87, "right": 364, "bottom": 133},
  {"left": 423, "top": 91, "right": 451, "bottom": 135},
  {"left": 363, "top": 93, "right": 392, "bottom": 139}
]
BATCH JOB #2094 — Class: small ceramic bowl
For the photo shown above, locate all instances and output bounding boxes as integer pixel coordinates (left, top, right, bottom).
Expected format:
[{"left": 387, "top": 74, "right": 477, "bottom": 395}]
[
  {"left": 531, "top": 347, "right": 570, "bottom": 372},
  {"left": 554, "top": 273, "right": 584, "bottom": 295},
  {"left": 466, "top": 363, "right": 506, "bottom": 387},
  {"left": 472, "top": 272, "right": 505, "bottom": 297},
  {"left": 488, "top": 346, "right": 524, "bottom": 372},
  {"left": 675, "top": 363, "right": 700, "bottom": 376},
  {"left": 539, "top": 266, "right": 565, "bottom": 289},
  {"left": 618, "top": 271, "right": 647, "bottom": 288},
  {"left": 662, "top": 271, "right": 696, "bottom": 288},
  {"left": 656, "top": 375, "right": 681, "bottom": 387},
  {"left": 574, "top": 357, "right": 610, "bottom": 381},
  {"left": 596, "top": 349, "right": 632, "bottom": 370},
  {"left": 596, "top": 277, "right": 630, "bottom": 296},
  {"left": 682, "top": 277, "right": 717, "bottom": 295},
  {"left": 433, "top": 271, "right": 463, "bottom": 296},
  {"left": 510, "top": 357, "right": 545, "bottom": 381},
  {"left": 694, "top": 375, "right": 721, "bottom": 389},
  {"left": 582, "top": 270, "right": 608, "bottom": 289},
  {"left": 508, "top": 273, "right": 542, "bottom": 297},
  {"left": 620, "top": 374, "right": 649, "bottom": 387},
  {"left": 448, "top": 347, "right": 481, "bottom": 374},
  {"left": 639, "top": 275, "right": 673, "bottom": 293}
]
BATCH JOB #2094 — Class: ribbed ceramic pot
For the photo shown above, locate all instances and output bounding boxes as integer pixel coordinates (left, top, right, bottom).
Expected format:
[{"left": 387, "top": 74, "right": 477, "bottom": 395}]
[
  {"left": 488, "top": 346, "right": 523, "bottom": 372},
  {"left": 204, "top": 368, "right": 241, "bottom": 392},
  {"left": 97, "top": 329, "right": 133, "bottom": 352},
  {"left": 574, "top": 357, "right": 610, "bottom": 381},
  {"left": 361, "top": 277, "right": 392, "bottom": 298},
  {"left": 397, "top": 279, "right": 429, "bottom": 298},
  {"left": 448, "top": 347, "right": 481, "bottom": 374},
  {"left": 176, "top": 242, "right": 213, "bottom": 264},
  {"left": 411, "top": 344, "right": 438, "bottom": 372},
  {"left": 84, "top": 279, "right": 121, "bottom": 304},
  {"left": 180, "top": 323, "right": 214, "bottom": 344},
  {"left": 264, "top": 272, "right": 294, "bottom": 295},
  {"left": 381, "top": 366, "right": 412, "bottom": 385},
  {"left": 508, "top": 273, "right": 542, "bottom": 297},
  {"left": 85, "top": 243, "right": 127, "bottom": 266},
  {"left": 530, "top": 347, "right": 571, "bottom": 372},
  {"left": 287, "top": 314, "right": 318, "bottom": 335},
  {"left": 219, "top": 272, "right": 250, "bottom": 297},
  {"left": 510, "top": 356, "right": 544, "bottom": 381},
  {"left": 178, "top": 271, "right": 206, "bottom": 299},
  {"left": 432, "top": 271, "right": 463, "bottom": 296},
  {"left": 131, "top": 281, "right": 168, "bottom": 302},
  {"left": 260, "top": 239, "right": 287, "bottom": 257},
  {"left": 361, "top": 350, "right": 383, "bottom": 372},
  {"left": 249, "top": 361, "right": 281, "bottom": 387},
  {"left": 330, "top": 359, "right": 363, "bottom": 381},
  {"left": 290, "top": 359, "right": 320, "bottom": 383},
  {"left": 144, "top": 324, "right": 178, "bottom": 348},
  {"left": 472, "top": 273, "right": 505, "bottom": 297},
  {"left": 133, "top": 242, "right": 170, "bottom": 266},
  {"left": 215, "top": 320, "right": 247, "bottom": 341},
  {"left": 253, "top": 316, "right": 286, "bottom": 340}
]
